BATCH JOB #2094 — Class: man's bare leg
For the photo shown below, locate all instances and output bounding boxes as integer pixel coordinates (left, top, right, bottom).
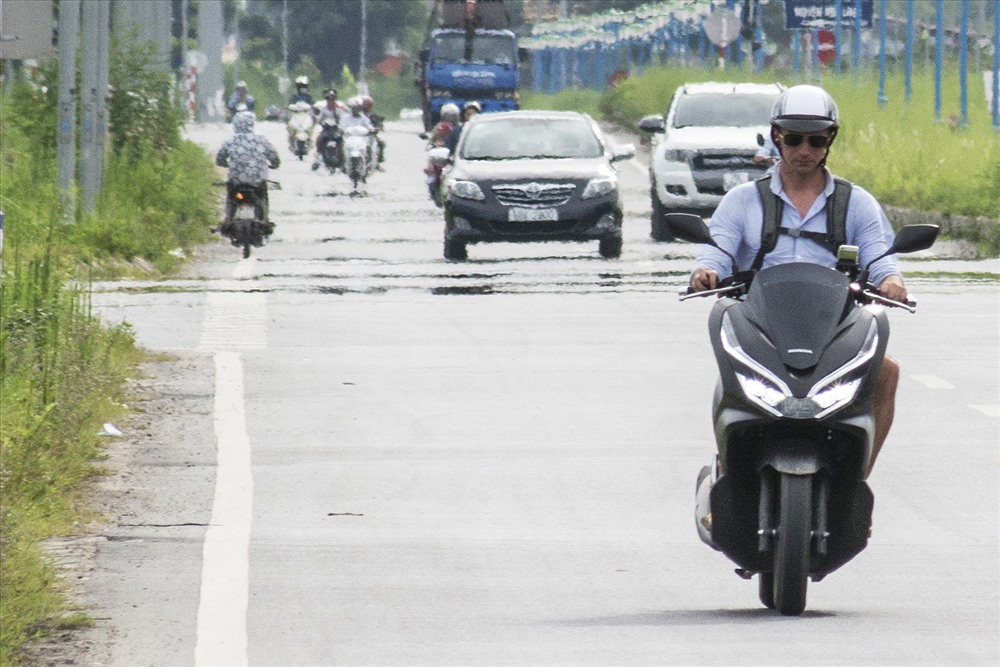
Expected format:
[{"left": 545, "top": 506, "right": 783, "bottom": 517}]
[{"left": 869, "top": 356, "right": 899, "bottom": 476}]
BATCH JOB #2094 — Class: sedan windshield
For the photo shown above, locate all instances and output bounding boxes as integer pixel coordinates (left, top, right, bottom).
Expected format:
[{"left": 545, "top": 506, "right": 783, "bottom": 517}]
[
  {"left": 673, "top": 93, "right": 779, "bottom": 128},
  {"left": 460, "top": 118, "right": 604, "bottom": 160}
]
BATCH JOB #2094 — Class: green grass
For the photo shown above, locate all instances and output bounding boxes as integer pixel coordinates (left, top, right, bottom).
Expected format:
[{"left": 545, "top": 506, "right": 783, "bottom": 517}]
[{"left": 1, "top": 61, "right": 217, "bottom": 662}]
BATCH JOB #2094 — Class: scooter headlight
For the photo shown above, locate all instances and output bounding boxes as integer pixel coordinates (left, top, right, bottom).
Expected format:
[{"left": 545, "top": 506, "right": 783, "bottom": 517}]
[
  {"left": 721, "top": 313, "right": 791, "bottom": 417},
  {"left": 810, "top": 378, "right": 863, "bottom": 412},
  {"left": 449, "top": 180, "right": 485, "bottom": 201},
  {"left": 736, "top": 373, "right": 787, "bottom": 415},
  {"left": 806, "top": 319, "right": 880, "bottom": 418}
]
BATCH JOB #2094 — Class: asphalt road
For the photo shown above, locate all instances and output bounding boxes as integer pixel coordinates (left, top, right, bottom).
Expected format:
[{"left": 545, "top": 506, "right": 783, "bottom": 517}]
[{"left": 74, "top": 116, "right": 1000, "bottom": 666}]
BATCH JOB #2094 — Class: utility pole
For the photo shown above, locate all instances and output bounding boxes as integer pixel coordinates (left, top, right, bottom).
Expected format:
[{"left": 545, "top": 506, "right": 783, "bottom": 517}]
[
  {"left": 198, "top": 0, "right": 225, "bottom": 121},
  {"left": 359, "top": 0, "right": 367, "bottom": 94},
  {"left": 57, "top": 0, "right": 80, "bottom": 223},
  {"left": 80, "top": 0, "right": 101, "bottom": 212},
  {"left": 280, "top": 0, "right": 288, "bottom": 95}
]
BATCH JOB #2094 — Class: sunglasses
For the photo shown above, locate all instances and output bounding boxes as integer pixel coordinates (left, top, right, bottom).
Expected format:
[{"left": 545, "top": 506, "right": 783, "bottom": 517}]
[{"left": 778, "top": 133, "right": 831, "bottom": 149}]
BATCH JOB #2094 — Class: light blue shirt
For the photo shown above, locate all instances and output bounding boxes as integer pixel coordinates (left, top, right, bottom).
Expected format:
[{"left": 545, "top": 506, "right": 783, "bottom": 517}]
[{"left": 695, "top": 168, "right": 900, "bottom": 287}]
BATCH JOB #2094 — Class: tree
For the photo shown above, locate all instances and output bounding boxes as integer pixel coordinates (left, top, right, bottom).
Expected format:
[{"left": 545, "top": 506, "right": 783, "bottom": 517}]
[{"left": 261, "top": 0, "right": 428, "bottom": 84}]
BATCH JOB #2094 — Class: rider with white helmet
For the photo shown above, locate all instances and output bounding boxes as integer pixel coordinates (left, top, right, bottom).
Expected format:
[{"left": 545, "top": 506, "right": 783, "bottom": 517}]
[{"left": 689, "top": 83, "right": 907, "bottom": 480}]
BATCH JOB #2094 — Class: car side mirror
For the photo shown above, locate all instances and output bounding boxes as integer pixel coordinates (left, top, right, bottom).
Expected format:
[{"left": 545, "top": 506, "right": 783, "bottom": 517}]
[
  {"left": 637, "top": 115, "right": 665, "bottom": 134},
  {"left": 611, "top": 143, "right": 636, "bottom": 162}
]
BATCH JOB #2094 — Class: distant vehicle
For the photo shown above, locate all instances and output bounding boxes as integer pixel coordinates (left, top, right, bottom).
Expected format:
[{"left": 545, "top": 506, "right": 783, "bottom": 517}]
[
  {"left": 440, "top": 110, "right": 635, "bottom": 261},
  {"left": 638, "top": 82, "right": 785, "bottom": 241},
  {"left": 416, "top": 0, "right": 525, "bottom": 131}
]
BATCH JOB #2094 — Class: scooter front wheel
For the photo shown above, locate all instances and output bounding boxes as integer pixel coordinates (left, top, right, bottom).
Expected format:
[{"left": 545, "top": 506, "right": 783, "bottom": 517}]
[{"left": 773, "top": 473, "right": 812, "bottom": 616}]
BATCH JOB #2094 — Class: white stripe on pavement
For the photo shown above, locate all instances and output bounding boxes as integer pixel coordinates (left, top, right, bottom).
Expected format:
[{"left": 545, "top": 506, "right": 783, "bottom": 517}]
[
  {"left": 969, "top": 404, "right": 1000, "bottom": 418},
  {"left": 910, "top": 374, "right": 955, "bottom": 390},
  {"left": 194, "top": 351, "right": 253, "bottom": 667}
]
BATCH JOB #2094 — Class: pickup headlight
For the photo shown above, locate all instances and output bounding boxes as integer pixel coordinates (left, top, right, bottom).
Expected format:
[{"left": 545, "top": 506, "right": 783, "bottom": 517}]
[
  {"left": 581, "top": 176, "right": 617, "bottom": 199},
  {"left": 663, "top": 148, "right": 691, "bottom": 163},
  {"left": 449, "top": 180, "right": 485, "bottom": 201}
]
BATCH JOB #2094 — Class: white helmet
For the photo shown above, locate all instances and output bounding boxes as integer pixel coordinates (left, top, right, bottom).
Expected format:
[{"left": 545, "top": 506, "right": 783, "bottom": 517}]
[
  {"left": 771, "top": 85, "right": 839, "bottom": 133},
  {"left": 440, "top": 103, "right": 460, "bottom": 121},
  {"left": 295, "top": 75, "right": 309, "bottom": 86}
]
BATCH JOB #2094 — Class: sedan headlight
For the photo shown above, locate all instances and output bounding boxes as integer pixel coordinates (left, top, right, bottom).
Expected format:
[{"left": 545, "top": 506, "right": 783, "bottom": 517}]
[
  {"left": 449, "top": 180, "right": 485, "bottom": 201},
  {"left": 581, "top": 176, "right": 617, "bottom": 199}
]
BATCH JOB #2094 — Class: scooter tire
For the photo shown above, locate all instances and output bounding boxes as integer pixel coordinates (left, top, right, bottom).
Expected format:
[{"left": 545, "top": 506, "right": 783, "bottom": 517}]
[
  {"left": 758, "top": 572, "right": 775, "bottom": 609},
  {"left": 773, "top": 473, "right": 811, "bottom": 616}
]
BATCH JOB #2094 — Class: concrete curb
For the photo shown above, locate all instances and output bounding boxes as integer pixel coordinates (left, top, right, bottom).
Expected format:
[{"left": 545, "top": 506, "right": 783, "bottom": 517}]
[{"left": 883, "top": 206, "right": 1000, "bottom": 258}]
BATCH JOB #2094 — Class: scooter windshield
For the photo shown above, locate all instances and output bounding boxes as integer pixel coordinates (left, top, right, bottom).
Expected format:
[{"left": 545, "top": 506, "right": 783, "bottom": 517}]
[{"left": 744, "top": 263, "right": 853, "bottom": 370}]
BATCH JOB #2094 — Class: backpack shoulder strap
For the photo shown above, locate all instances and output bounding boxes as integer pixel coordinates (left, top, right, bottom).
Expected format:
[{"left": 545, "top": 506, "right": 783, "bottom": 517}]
[
  {"left": 826, "top": 176, "right": 853, "bottom": 250},
  {"left": 752, "top": 175, "right": 783, "bottom": 271}
]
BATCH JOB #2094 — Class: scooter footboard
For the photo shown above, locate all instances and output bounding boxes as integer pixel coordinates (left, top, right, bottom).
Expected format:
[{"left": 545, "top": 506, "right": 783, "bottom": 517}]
[{"left": 710, "top": 473, "right": 874, "bottom": 577}]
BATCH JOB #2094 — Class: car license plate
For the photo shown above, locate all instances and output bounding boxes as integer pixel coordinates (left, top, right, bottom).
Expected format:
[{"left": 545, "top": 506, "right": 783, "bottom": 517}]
[
  {"left": 508, "top": 207, "right": 558, "bottom": 222},
  {"left": 723, "top": 172, "right": 749, "bottom": 191}
]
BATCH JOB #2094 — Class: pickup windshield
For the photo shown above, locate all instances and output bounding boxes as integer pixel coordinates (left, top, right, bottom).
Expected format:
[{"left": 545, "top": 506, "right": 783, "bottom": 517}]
[{"left": 673, "top": 93, "right": 779, "bottom": 128}]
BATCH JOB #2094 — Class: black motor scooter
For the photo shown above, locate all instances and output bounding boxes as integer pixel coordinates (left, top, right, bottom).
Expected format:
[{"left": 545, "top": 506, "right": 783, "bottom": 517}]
[
  {"left": 218, "top": 181, "right": 280, "bottom": 258},
  {"left": 669, "top": 213, "right": 938, "bottom": 615}
]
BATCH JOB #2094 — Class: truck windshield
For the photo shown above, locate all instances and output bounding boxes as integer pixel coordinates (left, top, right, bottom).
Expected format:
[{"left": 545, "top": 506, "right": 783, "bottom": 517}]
[
  {"left": 431, "top": 33, "right": 515, "bottom": 66},
  {"left": 460, "top": 117, "right": 603, "bottom": 160},
  {"left": 673, "top": 93, "right": 779, "bottom": 128}
]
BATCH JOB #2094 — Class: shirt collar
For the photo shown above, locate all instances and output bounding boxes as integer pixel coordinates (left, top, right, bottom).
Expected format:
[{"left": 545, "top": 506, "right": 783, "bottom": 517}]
[{"left": 771, "top": 166, "right": 834, "bottom": 197}]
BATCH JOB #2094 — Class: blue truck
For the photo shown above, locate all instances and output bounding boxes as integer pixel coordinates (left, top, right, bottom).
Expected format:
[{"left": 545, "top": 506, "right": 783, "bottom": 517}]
[{"left": 417, "top": 0, "right": 524, "bottom": 131}]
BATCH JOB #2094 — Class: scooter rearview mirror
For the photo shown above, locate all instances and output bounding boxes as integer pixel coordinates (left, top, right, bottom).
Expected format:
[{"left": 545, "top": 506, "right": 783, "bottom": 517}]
[
  {"left": 664, "top": 213, "right": 740, "bottom": 279},
  {"left": 860, "top": 224, "right": 940, "bottom": 284}
]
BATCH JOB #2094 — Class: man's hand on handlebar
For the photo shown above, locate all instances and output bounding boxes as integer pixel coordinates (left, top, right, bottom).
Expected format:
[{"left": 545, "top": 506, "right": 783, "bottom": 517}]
[
  {"left": 690, "top": 268, "right": 719, "bottom": 292},
  {"left": 877, "top": 275, "right": 907, "bottom": 304}
]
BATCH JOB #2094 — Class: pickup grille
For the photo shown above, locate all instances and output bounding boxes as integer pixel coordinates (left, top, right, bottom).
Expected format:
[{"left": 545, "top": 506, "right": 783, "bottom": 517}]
[
  {"left": 492, "top": 182, "right": 576, "bottom": 207},
  {"left": 690, "top": 150, "right": 767, "bottom": 196}
]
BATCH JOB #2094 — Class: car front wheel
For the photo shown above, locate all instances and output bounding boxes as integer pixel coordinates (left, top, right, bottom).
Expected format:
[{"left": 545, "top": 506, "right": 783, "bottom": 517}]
[
  {"left": 444, "top": 238, "right": 467, "bottom": 261},
  {"left": 598, "top": 236, "right": 622, "bottom": 259}
]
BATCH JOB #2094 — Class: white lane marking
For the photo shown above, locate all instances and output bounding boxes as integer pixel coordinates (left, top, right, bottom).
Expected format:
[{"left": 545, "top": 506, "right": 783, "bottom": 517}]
[
  {"left": 910, "top": 374, "right": 955, "bottom": 390},
  {"left": 195, "top": 351, "right": 253, "bottom": 666},
  {"left": 969, "top": 404, "right": 1000, "bottom": 418},
  {"left": 199, "top": 292, "right": 267, "bottom": 351}
]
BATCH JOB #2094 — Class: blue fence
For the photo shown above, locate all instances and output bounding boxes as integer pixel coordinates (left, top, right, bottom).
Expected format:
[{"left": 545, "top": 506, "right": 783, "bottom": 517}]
[{"left": 521, "top": 0, "right": 1000, "bottom": 130}]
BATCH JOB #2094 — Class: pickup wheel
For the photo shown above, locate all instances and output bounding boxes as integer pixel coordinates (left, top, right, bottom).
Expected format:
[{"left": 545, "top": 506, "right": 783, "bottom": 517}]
[{"left": 650, "top": 190, "right": 676, "bottom": 242}]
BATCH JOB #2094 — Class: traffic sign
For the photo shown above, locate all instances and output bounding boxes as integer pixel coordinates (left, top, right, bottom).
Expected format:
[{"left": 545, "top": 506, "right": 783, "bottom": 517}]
[{"left": 703, "top": 9, "right": 741, "bottom": 48}]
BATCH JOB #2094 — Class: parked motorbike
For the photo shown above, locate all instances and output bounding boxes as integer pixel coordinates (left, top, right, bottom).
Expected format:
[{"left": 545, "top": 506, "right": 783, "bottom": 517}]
[
  {"left": 668, "top": 212, "right": 939, "bottom": 616},
  {"left": 342, "top": 125, "right": 373, "bottom": 194},
  {"left": 287, "top": 101, "right": 315, "bottom": 160},
  {"left": 218, "top": 181, "right": 280, "bottom": 258},
  {"left": 424, "top": 145, "right": 451, "bottom": 207}
]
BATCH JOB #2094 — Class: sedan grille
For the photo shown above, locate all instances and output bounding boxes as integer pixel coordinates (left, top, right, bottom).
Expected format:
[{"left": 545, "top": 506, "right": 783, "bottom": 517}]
[{"left": 492, "top": 182, "right": 576, "bottom": 207}]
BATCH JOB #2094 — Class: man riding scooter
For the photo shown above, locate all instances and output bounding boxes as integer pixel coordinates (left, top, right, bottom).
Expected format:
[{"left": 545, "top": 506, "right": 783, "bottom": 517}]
[{"left": 312, "top": 88, "right": 344, "bottom": 172}]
